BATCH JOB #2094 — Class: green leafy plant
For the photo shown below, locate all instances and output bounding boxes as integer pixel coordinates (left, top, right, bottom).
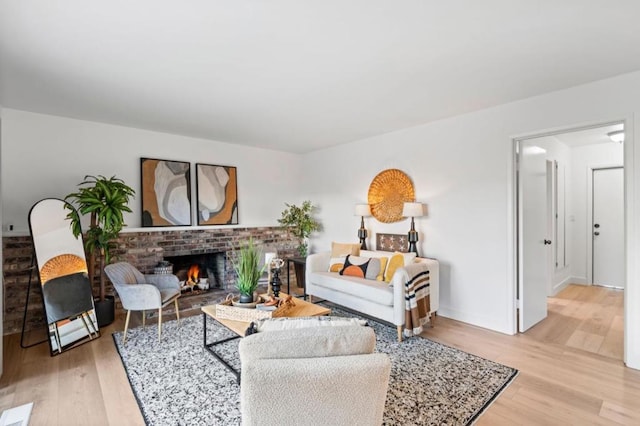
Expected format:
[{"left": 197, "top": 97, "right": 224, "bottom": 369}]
[
  {"left": 233, "top": 238, "right": 266, "bottom": 300},
  {"left": 278, "top": 200, "right": 321, "bottom": 256},
  {"left": 64, "top": 175, "right": 135, "bottom": 301}
]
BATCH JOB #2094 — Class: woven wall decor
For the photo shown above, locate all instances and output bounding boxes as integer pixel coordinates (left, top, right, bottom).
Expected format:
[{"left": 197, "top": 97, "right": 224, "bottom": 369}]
[{"left": 367, "top": 169, "right": 415, "bottom": 223}]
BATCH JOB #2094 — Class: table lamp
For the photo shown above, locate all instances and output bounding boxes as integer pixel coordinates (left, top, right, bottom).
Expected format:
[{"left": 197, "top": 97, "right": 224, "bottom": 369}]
[
  {"left": 402, "top": 202, "right": 424, "bottom": 256},
  {"left": 355, "top": 204, "right": 371, "bottom": 250}
]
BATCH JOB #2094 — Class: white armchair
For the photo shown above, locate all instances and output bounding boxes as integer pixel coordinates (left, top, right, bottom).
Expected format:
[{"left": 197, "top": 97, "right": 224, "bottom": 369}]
[
  {"left": 104, "top": 262, "right": 181, "bottom": 343},
  {"left": 239, "top": 318, "right": 391, "bottom": 426}
]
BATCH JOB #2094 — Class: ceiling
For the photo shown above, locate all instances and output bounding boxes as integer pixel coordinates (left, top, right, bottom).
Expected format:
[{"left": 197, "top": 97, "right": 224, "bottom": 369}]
[
  {"left": 2, "top": 1, "right": 640, "bottom": 154},
  {"left": 553, "top": 124, "right": 624, "bottom": 148}
]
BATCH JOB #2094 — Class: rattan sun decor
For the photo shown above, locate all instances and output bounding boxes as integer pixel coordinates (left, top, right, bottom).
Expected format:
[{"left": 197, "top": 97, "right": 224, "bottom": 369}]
[
  {"left": 39, "top": 254, "right": 88, "bottom": 285},
  {"left": 367, "top": 169, "right": 415, "bottom": 223}
]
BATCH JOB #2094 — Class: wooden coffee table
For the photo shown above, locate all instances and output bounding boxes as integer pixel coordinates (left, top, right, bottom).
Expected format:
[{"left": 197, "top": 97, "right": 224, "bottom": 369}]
[{"left": 202, "top": 293, "right": 330, "bottom": 382}]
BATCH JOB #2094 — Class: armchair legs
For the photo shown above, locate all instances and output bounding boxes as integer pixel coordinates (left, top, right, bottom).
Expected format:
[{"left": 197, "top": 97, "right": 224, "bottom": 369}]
[
  {"left": 123, "top": 310, "right": 131, "bottom": 344},
  {"left": 121, "top": 297, "right": 181, "bottom": 344}
]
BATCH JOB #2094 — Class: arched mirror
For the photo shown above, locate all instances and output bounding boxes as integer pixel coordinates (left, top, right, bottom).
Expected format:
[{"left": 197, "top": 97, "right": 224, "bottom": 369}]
[{"left": 29, "top": 198, "right": 100, "bottom": 355}]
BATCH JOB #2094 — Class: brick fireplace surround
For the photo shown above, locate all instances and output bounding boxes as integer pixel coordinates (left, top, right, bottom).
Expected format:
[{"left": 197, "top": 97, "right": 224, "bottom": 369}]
[{"left": 2, "top": 227, "right": 299, "bottom": 335}]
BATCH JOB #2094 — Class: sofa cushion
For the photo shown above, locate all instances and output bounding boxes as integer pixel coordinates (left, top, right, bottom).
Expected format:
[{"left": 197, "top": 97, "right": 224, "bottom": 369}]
[
  {"left": 239, "top": 325, "right": 376, "bottom": 361},
  {"left": 328, "top": 242, "right": 361, "bottom": 272},
  {"left": 308, "top": 271, "right": 394, "bottom": 306},
  {"left": 251, "top": 316, "right": 367, "bottom": 333},
  {"left": 384, "top": 253, "right": 405, "bottom": 283},
  {"left": 328, "top": 257, "right": 345, "bottom": 272},
  {"left": 339, "top": 255, "right": 381, "bottom": 280},
  {"left": 339, "top": 255, "right": 367, "bottom": 278},
  {"left": 359, "top": 250, "right": 417, "bottom": 282},
  {"left": 332, "top": 242, "right": 360, "bottom": 257}
]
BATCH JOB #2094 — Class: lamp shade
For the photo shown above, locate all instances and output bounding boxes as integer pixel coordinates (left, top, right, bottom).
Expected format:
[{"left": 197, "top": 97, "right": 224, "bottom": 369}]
[
  {"left": 355, "top": 204, "right": 371, "bottom": 217},
  {"left": 402, "top": 202, "right": 424, "bottom": 218}
]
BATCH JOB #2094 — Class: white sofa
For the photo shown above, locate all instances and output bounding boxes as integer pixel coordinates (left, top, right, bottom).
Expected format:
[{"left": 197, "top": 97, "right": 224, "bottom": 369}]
[{"left": 306, "top": 250, "right": 439, "bottom": 341}]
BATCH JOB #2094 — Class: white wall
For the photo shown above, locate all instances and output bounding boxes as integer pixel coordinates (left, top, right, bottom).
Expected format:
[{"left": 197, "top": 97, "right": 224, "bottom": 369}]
[
  {"left": 301, "top": 70, "right": 640, "bottom": 369},
  {"left": 0, "top": 109, "right": 303, "bottom": 234},
  {"left": 569, "top": 142, "right": 624, "bottom": 284}
]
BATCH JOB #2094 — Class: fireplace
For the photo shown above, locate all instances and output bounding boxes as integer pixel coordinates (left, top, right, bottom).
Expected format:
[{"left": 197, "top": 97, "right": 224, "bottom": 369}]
[{"left": 163, "top": 252, "right": 226, "bottom": 295}]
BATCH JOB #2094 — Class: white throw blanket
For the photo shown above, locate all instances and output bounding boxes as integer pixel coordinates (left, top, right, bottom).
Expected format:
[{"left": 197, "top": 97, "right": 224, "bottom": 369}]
[{"left": 400, "top": 263, "right": 431, "bottom": 337}]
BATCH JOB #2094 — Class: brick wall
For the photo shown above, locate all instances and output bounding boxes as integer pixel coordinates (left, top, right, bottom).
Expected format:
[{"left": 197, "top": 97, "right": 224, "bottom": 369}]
[{"left": 2, "top": 227, "right": 298, "bottom": 335}]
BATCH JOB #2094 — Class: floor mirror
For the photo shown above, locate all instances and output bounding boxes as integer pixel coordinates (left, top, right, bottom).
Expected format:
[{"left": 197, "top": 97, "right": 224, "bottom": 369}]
[{"left": 28, "top": 198, "right": 100, "bottom": 355}]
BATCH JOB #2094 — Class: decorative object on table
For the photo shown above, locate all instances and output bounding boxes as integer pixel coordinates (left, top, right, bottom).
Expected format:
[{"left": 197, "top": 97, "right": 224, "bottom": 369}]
[
  {"left": 259, "top": 248, "right": 278, "bottom": 290},
  {"left": 402, "top": 202, "right": 424, "bottom": 256},
  {"left": 64, "top": 175, "right": 135, "bottom": 327},
  {"left": 215, "top": 295, "right": 291, "bottom": 322},
  {"left": 367, "top": 169, "right": 415, "bottom": 223},
  {"left": 28, "top": 198, "right": 100, "bottom": 355},
  {"left": 140, "top": 158, "right": 191, "bottom": 227},
  {"left": 269, "top": 257, "right": 284, "bottom": 297},
  {"left": 278, "top": 200, "right": 321, "bottom": 256},
  {"left": 376, "top": 233, "right": 409, "bottom": 253},
  {"left": 354, "top": 203, "right": 371, "bottom": 250},
  {"left": 233, "top": 238, "right": 267, "bottom": 303},
  {"left": 196, "top": 163, "right": 238, "bottom": 225},
  {"left": 104, "top": 262, "right": 181, "bottom": 343},
  {"left": 154, "top": 260, "right": 173, "bottom": 275},
  {"left": 230, "top": 294, "right": 263, "bottom": 309}
]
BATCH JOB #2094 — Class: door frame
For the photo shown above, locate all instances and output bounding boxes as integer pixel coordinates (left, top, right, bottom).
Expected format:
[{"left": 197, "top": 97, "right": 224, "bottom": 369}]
[
  {"left": 508, "top": 117, "right": 634, "bottom": 366},
  {"left": 588, "top": 166, "right": 624, "bottom": 286}
]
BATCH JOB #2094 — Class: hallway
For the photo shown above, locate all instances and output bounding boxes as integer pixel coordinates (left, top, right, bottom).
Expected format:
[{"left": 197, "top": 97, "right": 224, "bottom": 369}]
[{"left": 525, "top": 284, "right": 624, "bottom": 360}]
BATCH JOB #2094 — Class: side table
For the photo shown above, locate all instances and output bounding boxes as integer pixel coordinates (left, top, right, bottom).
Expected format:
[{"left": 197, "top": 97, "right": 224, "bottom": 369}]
[{"left": 286, "top": 257, "right": 307, "bottom": 298}]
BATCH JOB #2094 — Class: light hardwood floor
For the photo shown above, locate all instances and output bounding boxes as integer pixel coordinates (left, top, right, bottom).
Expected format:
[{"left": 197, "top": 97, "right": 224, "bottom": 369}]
[{"left": 1, "top": 284, "right": 638, "bottom": 425}]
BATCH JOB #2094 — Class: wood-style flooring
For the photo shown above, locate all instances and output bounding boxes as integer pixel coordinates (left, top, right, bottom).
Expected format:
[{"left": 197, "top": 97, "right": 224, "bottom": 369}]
[{"left": 1, "top": 284, "right": 638, "bottom": 425}]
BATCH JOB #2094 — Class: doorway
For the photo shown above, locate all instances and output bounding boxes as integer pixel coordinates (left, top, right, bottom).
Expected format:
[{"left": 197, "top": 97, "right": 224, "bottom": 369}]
[{"left": 515, "top": 122, "right": 625, "bottom": 335}]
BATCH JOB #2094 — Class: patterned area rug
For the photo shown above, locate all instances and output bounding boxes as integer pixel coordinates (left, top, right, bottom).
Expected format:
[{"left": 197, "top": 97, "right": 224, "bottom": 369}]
[{"left": 113, "top": 306, "right": 517, "bottom": 425}]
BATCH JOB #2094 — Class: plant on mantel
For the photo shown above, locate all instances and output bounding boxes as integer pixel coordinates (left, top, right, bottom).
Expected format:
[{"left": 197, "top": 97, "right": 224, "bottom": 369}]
[
  {"left": 64, "top": 175, "right": 135, "bottom": 302},
  {"left": 278, "top": 200, "right": 321, "bottom": 257}
]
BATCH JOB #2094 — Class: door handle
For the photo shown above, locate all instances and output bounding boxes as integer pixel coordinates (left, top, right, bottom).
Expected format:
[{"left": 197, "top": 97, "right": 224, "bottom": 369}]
[
  {"left": 544, "top": 239, "right": 552, "bottom": 245},
  {"left": 594, "top": 232, "right": 600, "bottom": 236}
]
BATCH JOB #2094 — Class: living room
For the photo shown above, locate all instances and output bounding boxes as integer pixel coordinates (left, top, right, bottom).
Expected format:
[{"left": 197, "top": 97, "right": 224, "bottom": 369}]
[{"left": 2, "top": 2, "right": 640, "bottom": 425}]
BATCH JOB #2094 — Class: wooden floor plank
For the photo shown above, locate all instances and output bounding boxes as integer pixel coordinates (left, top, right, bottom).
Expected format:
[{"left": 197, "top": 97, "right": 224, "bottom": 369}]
[{"left": 1, "top": 284, "right": 637, "bottom": 425}]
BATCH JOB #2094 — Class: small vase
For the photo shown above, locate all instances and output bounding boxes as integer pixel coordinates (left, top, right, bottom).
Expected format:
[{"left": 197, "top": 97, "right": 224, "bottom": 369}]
[{"left": 239, "top": 293, "right": 254, "bottom": 304}]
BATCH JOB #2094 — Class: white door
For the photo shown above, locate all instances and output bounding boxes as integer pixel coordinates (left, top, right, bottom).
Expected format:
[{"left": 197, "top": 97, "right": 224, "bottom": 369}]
[
  {"left": 519, "top": 142, "right": 549, "bottom": 332},
  {"left": 593, "top": 167, "right": 625, "bottom": 288}
]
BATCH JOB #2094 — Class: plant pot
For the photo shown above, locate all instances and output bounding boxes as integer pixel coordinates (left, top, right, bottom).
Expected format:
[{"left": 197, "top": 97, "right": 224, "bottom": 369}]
[
  {"left": 94, "top": 295, "right": 115, "bottom": 327},
  {"left": 239, "top": 293, "right": 254, "bottom": 304}
]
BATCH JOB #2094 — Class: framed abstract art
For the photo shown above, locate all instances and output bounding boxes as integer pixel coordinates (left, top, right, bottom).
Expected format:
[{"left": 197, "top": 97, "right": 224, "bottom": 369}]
[
  {"left": 141, "top": 158, "right": 192, "bottom": 226},
  {"left": 195, "top": 163, "right": 238, "bottom": 225}
]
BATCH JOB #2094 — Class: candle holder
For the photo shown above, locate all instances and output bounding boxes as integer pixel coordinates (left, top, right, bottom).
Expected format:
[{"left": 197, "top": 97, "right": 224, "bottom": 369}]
[{"left": 269, "top": 258, "right": 284, "bottom": 298}]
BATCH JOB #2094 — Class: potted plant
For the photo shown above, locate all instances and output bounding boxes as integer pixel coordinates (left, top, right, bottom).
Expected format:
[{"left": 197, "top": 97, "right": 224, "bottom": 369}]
[
  {"left": 278, "top": 200, "right": 321, "bottom": 257},
  {"left": 233, "top": 238, "right": 266, "bottom": 303},
  {"left": 64, "top": 175, "right": 135, "bottom": 326}
]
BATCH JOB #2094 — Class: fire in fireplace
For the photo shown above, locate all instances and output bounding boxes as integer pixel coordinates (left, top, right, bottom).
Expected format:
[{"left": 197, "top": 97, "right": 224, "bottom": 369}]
[
  {"left": 182, "top": 264, "right": 209, "bottom": 293},
  {"left": 164, "top": 252, "right": 226, "bottom": 295}
]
